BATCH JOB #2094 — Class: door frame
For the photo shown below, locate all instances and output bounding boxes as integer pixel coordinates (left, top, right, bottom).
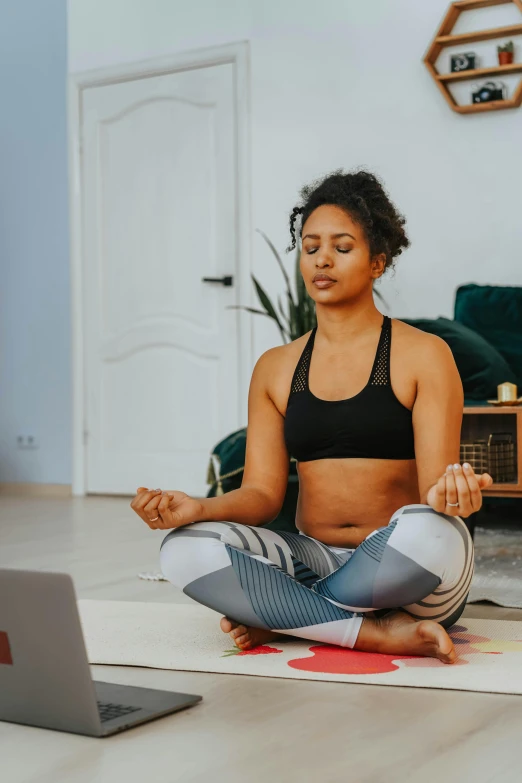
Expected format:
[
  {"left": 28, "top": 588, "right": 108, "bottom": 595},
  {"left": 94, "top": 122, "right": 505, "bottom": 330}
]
[{"left": 68, "top": 42, "right": 253, "bottom": 496}]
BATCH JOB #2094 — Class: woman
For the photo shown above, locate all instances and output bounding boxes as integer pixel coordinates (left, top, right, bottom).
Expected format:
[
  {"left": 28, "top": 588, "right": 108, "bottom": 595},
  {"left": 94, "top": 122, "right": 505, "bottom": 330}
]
[{"left": 131, "top": 168, "right": 493, "bottom": 664}]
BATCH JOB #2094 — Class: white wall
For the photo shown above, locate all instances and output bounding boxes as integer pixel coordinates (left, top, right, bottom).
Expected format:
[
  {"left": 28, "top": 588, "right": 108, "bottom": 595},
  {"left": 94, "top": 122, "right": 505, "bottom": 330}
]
[
  {"left": 69, "top": 0, "right": 522, "bottom": 363},
  {"left": 0, "top": 0, "right": 69, "bottom": 485}
]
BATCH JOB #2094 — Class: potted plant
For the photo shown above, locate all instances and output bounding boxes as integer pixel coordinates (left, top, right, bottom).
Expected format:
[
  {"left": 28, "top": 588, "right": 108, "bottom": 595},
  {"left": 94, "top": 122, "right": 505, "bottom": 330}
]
[{"left": 497, "top": 41, "right": 514, "bottom": 66}]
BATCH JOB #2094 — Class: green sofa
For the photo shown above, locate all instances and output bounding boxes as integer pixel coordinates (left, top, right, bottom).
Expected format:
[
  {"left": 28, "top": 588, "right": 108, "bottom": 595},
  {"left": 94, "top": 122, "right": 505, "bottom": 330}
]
[
  {"left": 402, "top": 284, "right": 521, "bottom": 407},
  {"left": 206, "top": 284, "right": 522, "bottom": 531}
]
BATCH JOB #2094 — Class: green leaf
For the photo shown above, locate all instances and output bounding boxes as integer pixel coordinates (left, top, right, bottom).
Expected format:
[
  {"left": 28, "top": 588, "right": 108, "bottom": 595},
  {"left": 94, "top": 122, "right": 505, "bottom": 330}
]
[
  {"left": 257, "top": 228, "right": 297, "bottom": 311},
  {"left": 252, "top": 275, "right": 288, "bottom": 343},
  {"left": 295, "top": 252, "right": 317, "bottom": 334},
  {"left": 256, "top": 228, "right": 292, "bottom": 290},
  {"left": 293, "top": 244, "right": 306, "bottom": 337},
  {"left": 286, "top": 290, "right": 299, "bottom": 341},
  {"left": 277, "top": 294, "right": 291, "bottom": 330}
]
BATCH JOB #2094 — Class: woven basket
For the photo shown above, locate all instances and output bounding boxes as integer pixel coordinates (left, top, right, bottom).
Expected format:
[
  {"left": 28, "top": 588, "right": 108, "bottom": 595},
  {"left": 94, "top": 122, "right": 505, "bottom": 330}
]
[{"left": 460, "top": 432, "right": 516, "bottom": 483}]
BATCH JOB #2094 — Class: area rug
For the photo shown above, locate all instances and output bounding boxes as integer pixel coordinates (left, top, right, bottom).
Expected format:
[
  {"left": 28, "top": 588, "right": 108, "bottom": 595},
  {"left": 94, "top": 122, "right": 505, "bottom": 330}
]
[
  {"left": 78, "top": 599, "right": 522, "bottom": 696},
  {"left": 468, "top": 525, "right": 522, "bottom": 609}
]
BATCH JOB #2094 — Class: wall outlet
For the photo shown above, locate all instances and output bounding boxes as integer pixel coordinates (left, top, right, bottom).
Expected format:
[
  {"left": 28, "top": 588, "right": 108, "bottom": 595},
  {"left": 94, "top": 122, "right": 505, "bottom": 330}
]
[{"left": 17, "top": 435, "right": 39, "bottom": 450}]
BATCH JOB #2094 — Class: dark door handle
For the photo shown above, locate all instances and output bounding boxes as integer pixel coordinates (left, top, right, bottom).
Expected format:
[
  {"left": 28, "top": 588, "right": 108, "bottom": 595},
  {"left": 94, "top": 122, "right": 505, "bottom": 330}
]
[{"left": 201, "top": 275, "right": 234, "bottom": 287}]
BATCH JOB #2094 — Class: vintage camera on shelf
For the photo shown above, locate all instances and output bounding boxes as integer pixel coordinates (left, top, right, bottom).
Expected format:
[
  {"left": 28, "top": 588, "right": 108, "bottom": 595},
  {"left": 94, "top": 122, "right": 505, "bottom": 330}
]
[
  {"left": 450, "top": 52, "right": 477, "bottom": 72},
  {"left": 471, "top": 80, "right": 507, "bottom": 103}
]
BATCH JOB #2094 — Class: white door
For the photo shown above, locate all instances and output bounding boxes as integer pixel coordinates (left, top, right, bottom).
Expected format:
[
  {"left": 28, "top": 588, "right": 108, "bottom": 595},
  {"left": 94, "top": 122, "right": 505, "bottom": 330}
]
[{"left": 81, "top": 63, "right": 241, "bottom": 496}]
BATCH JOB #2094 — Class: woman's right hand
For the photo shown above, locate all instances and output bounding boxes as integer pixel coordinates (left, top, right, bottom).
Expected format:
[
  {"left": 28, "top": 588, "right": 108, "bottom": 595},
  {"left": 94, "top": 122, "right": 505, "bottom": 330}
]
[{"left": 130, "top": 487, "right": 205, "bottom": 530}]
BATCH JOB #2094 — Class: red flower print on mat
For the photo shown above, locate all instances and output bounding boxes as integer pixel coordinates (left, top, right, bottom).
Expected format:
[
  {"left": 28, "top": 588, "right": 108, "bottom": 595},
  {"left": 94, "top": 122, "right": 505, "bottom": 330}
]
[
  {"left": 287, "top": 624, "right": 507, "bottom": 674},
  {"left": 288, "top": 645, "right": 418, "bottom": 675},
  {"left": 222, "top": 645, "right": 283, "bottom": 658}
]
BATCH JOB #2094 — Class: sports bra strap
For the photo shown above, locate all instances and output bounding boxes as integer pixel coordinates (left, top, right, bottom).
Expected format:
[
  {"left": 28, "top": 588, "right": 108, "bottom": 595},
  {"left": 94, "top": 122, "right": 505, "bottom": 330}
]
[
  {"left": 289, "top": 327, "right": 316, "bottom": 395},
  {"left": 368, "top": 314, "right": 391, "bottom": 386}
]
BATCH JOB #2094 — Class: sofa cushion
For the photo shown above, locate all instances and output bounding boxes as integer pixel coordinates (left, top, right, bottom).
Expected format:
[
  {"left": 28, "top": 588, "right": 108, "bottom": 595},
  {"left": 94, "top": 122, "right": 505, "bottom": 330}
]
[
  {"left": 454, "top": 283, "right": 522, "bottom": 387},
  {"left": 399, "top": 316, "right": 517, "bottom": 400}
]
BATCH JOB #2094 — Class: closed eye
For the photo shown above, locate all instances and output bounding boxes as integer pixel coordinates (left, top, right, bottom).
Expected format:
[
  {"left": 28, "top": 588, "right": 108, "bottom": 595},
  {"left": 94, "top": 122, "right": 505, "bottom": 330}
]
[{"left": 306, "top": 248, "right": 351, "bottom": 254}]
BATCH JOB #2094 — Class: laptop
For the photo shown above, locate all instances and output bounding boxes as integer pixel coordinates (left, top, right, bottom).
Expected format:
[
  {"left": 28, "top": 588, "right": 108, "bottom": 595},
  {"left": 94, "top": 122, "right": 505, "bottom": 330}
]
[{"left": 0, "top": 569, "right": 202, "bottom": 737}]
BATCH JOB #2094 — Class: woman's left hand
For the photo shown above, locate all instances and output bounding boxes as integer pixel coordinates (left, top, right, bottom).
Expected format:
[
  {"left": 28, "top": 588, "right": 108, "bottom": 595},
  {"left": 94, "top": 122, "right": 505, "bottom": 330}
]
[{"left": 426, "top": 462, "right": 493, "bottom": 517}]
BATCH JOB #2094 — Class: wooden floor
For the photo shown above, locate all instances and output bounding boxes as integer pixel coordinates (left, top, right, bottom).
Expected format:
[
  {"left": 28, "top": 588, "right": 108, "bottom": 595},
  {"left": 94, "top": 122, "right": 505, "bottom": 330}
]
[{"left": 1, "top": 494, "right": 522, "bottom": 783}]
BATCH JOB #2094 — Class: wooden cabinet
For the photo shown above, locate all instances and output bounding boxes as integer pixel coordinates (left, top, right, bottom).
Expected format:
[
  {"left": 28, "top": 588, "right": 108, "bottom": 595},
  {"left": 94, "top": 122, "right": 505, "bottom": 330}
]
[{"left": 462, "top": 406, "right": 522, "bottom": 497}]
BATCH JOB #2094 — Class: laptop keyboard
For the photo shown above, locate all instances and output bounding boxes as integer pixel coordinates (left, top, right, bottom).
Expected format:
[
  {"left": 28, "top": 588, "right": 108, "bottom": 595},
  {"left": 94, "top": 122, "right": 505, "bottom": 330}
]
[{"left": 97, "top": 701, "right": 142, "bottom": 723}]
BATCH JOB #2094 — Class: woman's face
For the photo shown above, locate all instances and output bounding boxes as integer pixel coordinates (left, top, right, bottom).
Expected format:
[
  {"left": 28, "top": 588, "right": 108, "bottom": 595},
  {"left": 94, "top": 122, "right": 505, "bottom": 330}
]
[{"left": 300, "top": 204, "right": 385, "bottom": 304}]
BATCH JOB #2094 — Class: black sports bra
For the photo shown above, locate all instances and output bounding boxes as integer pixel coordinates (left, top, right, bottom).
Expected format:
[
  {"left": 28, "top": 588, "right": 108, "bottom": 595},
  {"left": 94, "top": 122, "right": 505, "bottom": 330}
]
[{"left": 283, "top": 315, "right": 415, "bottom": 462}]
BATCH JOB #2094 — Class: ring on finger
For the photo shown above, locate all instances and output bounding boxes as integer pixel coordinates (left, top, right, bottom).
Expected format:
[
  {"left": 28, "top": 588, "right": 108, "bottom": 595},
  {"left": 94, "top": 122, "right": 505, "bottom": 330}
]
[
  {"left": 447, "top": 501, "right": 459, "bottom": 507},
  {"left": 149, "top": 516, "right": 160, "bottom": 522}
]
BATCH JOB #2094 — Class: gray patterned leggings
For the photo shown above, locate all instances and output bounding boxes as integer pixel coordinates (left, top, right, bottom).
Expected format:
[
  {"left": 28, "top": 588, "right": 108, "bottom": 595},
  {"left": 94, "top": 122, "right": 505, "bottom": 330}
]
[{"left": 160, "top": 503, "right": 474, "bottom": 648}]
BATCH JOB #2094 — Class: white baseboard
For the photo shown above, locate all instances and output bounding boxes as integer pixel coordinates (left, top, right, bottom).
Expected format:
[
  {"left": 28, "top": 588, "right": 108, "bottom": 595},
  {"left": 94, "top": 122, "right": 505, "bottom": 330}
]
[{"left": 0, "top": 482, "right": 72, "bottom": 498}]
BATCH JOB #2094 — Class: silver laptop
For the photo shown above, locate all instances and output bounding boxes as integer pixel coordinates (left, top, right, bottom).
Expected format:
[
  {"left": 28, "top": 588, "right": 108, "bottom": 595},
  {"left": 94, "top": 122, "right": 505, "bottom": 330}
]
[{"left": 0, "top": 569, "right": 202, "bottom": 737}]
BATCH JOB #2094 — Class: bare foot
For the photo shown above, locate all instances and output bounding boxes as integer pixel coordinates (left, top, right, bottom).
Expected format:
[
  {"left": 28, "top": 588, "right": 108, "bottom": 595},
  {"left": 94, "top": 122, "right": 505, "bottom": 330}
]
[
  {"left": 354, "top": 609, "right": 457, "bottom": 664},
  {"left": 220, "top": 616, "right": 284, "bottom": 651}
]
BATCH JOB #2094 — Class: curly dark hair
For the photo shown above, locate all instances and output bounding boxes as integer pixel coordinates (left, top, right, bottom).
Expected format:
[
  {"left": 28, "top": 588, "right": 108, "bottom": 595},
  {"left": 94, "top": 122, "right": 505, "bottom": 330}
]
[{"left": 286, "top": 168, "right": 410, "bottom": 274}]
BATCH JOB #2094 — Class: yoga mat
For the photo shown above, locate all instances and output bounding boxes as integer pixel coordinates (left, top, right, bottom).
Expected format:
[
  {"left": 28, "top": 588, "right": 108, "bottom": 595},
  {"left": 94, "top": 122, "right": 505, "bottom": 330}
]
[{"left": 78, "top": 599, "right": 522, "bottom": 696}]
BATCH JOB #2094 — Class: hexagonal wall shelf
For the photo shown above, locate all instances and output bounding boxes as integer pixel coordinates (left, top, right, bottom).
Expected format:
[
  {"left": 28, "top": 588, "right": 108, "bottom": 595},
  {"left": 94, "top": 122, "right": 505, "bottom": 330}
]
[{"left": 424, "top": 0, "right": 522, "bottom": 114}]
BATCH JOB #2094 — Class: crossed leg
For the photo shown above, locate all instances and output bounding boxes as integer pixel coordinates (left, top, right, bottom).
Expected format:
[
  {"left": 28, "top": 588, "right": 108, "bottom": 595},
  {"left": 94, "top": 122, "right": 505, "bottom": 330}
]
[{"left": 160, "top": 504, "right": 473, "bottom": 662}]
